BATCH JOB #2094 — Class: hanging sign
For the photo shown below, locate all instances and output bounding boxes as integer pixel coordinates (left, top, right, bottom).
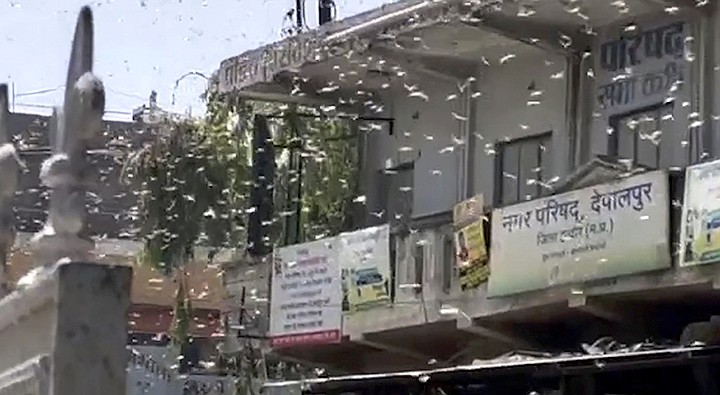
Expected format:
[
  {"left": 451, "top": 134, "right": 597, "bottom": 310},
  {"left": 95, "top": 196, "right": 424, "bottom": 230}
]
[
  {"left": 489, "top": 171, "right": 670, "bottom": 297},
  {"left": 453, "top": 195, "right": 489, "bottom": 290},
  {"left": 679, "top": 159, "right": 720, "bottom": 266}
]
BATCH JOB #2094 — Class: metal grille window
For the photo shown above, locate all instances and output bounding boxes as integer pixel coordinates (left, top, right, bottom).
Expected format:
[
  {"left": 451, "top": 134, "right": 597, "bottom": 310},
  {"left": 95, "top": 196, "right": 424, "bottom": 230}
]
[
  {"left": 494, "top": 132, "right": 553, "bottom": 206},
  {"left": 608, "top": 103, "right": 694, "bottom": 168}
]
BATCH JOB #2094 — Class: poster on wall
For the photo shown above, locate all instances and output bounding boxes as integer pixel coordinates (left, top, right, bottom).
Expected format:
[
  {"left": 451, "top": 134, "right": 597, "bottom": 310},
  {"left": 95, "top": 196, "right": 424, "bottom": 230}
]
[
  {"left": 488, "top": 171, "right": 670, "bottom": 297},
  {"left": 595, "top": 20, "right": 688, "bottom": 114},
  {"left": 336, "top": 224, "right": 391, "bottom": 313},
  {"left": 453, "top": 195, "right": 489, "bottom": 290},
  {"left": 679, "top": 159, "right": 720, "bottom": 267},
  {"left": 269, "top": 239, "right": 342, "bottom": 348}
]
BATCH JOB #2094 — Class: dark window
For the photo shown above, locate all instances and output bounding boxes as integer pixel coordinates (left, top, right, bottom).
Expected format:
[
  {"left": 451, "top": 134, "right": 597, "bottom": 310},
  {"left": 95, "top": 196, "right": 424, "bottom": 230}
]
[
  {"left": 609, "top": 103, "right": 690, "bottom": 168},
  {"left": 494, "top": 132, "right": 553, "bottom": 206},
  {"left": 379, "top": 162, "right": 414, "bottom": 226}
]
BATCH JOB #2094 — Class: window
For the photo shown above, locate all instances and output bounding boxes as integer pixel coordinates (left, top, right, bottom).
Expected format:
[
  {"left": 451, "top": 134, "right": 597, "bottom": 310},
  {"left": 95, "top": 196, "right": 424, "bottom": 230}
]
[
  {"left": 609, "top": 103, "right": 684, "bottom": 168},
  {"left": 494, "top": 132, "right": 553, "bottom": 206},
  {"left": 378, "top": 162, "right": 414, "bottom": 226}
]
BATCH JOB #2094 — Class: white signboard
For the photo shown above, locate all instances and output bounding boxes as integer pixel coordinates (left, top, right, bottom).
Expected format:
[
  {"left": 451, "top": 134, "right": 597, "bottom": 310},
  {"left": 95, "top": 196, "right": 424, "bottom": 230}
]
[
  {"left": 680, "top": 159, "right": 720, "bottom": 266},
  {"left": 336, "top": 225, "right": 391, "bottom": 313},
  {"left": 270, "top": 239, "right": 342, "bottom": 347},
  {"left": 489, "top": 171, "right": 670, "bottom": 297}
]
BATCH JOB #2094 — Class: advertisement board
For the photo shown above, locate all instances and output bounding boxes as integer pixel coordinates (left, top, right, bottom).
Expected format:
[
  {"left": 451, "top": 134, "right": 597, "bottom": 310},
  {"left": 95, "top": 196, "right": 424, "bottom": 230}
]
[
  {"left": 453, "top": 195, "right": 489, "bottom": 290},
  {"left": 680, "top": 159, "right": 720, "bottom": 266},
  {"left": 269, "top": 239, "right": 342, "bottom": 348},
  {"left": 488, "top": 171, "right": 670, "bottom": 297},
  {"left": 337, "top": 225, "right": 391, "bottom": 313}
]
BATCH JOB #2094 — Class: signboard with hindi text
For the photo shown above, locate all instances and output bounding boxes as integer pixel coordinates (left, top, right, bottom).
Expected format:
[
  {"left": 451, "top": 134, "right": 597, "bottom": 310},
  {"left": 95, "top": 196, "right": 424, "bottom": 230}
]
[
  {"left": 269, "top": 239, "right": 342, "bottom": 348},
  {"left": 489, "top": 171, "right": 670, "bottom": 297},
  {"left": 218, "top": 34, "right": 368, "bottom": 93},
  {"left": 595, "top": 19, "right": 689, "bottom": 114},
  {"left": 453, "top": 195, "right": 489, "bottom": 290}
]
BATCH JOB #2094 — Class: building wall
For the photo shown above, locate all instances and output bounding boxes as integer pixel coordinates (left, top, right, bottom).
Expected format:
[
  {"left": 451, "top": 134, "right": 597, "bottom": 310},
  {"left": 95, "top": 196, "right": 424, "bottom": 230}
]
[
  {"left": 362, "top": 45, "right": 570, "bottom": 220},
  {"left": 319, "top": 8, "right": 720, "bottom": 344},
  {"left": 587, "top": 12, "right": 702, "bottom": 168},
  {"left": 366, "top": 76, "right": 465, "bottom": 219},
  {"left": 222, "top": 5, "right": 720, "bottom": 374},
  {"left": 473, "top": 47, "right": 570, "bottom": 203},
  {"left": 9, "top": 112, "right": 139, "bottom": 238},
  {"left": 360, "top": 6, "right": 720, "bottom": 336}
]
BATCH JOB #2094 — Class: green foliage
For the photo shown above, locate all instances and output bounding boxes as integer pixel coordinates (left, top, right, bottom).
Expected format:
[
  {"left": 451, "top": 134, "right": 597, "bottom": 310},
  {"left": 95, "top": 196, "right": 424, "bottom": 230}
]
[
  {"left": 123, "top": 98, "right": 360, "bottom": 272},
  {"left": 123, "top": 95, "right": 251, "bottom": 275},
  {"left": 295, "top": 114, "right": 359, "bottom": 241},
  {"left": 123, "top": 96, "right": 360, "bottom": 383}
]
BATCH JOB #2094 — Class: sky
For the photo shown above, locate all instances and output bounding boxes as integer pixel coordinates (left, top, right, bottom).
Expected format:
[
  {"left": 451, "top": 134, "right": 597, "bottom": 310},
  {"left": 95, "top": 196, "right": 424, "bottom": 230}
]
[{"left": 0, "top": 0, "right": 391, "bottom": 121}]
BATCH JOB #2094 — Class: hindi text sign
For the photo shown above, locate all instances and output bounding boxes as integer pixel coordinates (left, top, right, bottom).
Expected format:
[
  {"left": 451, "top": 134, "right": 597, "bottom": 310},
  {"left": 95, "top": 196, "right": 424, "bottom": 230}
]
[
  {"left": 595, "top": 20, "right": 687, "bottom": 113},
  {"left": 489, "top": 171, "right": 670, "bottom": 297},
  {"left": 270, "top": 239, "right": 342, "bottom": 347}
]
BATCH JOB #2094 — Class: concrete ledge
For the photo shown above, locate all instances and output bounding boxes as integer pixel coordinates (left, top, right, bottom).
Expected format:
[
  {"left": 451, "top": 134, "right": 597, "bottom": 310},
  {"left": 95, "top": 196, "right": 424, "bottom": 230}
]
[
  {"left": 0, "top": 261, "right": 132, "bottom": 395},
  {"left": 0, "top": 355, "right": 50, "bottom": 395},
  {"left": 0, "top": 265, "right": 58, "bottom": 374},
  {"left": 0, "top": 264, "right": 57, "bottom": 336},
  {"left": 456, "top": 264, "right": 720, "bottom": 321},
  {"left": 343, "top": 303, "right": 427, "bottom": 336}
]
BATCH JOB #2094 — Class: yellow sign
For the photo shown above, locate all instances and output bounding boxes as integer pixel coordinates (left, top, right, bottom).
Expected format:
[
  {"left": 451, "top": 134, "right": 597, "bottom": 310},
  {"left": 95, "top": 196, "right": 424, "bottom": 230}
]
[{"left": 453, "top": 195, "right": 489, "bottom": 290}]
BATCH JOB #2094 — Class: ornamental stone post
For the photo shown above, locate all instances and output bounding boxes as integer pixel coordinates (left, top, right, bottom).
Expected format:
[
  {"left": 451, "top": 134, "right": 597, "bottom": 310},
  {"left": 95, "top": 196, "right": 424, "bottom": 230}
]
[
  {"left": 0, "top": 84, "right": 24, "bottom": 296},
  {"left": 30, "top": 6, "right": 105, "bottom": 266},
  {"left": 0, "top": 7, "right": 131, "bottom": 395}
]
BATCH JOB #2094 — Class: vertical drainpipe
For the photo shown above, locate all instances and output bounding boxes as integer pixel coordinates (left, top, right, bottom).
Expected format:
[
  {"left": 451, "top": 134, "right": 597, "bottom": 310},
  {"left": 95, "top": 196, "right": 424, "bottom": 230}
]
[
  {"left": 700, "top": 7, "right": 716, "bottom": 160},
  {"left": 575, "top": 47, "right": 593, "bottom": 168},
  {"left": 566, "top": 52, "right": 581, "bottom": 173},
  {"left": 463, "top": 77, "right": 478, "bottom": 200}
]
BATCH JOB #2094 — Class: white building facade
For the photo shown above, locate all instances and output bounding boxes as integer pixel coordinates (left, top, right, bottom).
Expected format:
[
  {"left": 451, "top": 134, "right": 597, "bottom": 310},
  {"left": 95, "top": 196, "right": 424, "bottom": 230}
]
[{"left": 217, "top": 0, "right": 720, "bottom": 374}]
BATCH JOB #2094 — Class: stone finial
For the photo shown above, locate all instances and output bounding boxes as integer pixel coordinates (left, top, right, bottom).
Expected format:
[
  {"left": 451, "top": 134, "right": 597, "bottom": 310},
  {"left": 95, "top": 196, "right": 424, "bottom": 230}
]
[
  {"left": 32, "top": 6, "right": 105, "bottom": 265},
  {"left": 0, "top": 83, "right": 24, "bottom": 295}
]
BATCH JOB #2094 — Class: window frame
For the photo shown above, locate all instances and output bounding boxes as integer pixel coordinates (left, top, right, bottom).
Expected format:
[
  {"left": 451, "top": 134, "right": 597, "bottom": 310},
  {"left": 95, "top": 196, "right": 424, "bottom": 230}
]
[
  {"left": 607, "top": 102, "right": 675, "bottom": 169},
  {"left": 493, "top": 131, "right": 553, "bottom": 206}
]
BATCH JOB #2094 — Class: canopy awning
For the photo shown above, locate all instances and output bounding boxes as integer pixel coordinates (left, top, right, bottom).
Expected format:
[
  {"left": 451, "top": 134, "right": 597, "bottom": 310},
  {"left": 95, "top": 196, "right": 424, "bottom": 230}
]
[
  {"left": 264, "top": 346, "right": 720, "bottom": 393},
  {"left": 216, "top": 0, "right": 455, "bottom": 95},
  {"left": 216, "top": 0, "right": 688, "bottom": 100}
]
